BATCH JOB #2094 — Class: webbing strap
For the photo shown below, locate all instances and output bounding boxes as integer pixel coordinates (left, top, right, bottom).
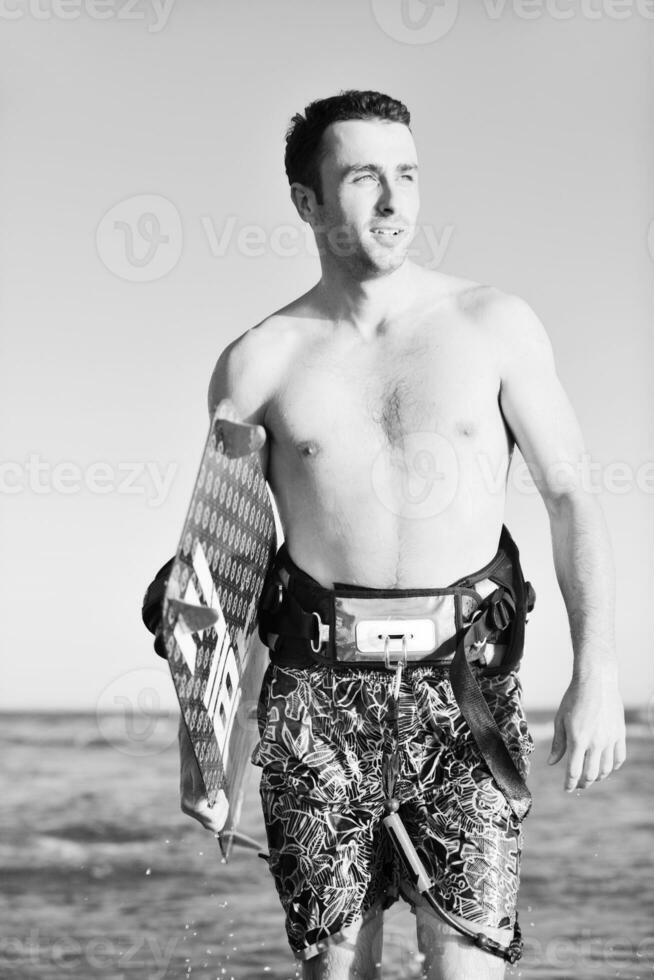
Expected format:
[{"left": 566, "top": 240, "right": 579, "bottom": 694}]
[
  {"left": 260, "top": 570, "right": 319, "bottom": 649},
  {"left": 450, "top": 594, "right": 532, "bottom": 821}
]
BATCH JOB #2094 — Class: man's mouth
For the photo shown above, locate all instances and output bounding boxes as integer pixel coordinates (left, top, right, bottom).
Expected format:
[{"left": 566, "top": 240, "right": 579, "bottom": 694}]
[{"left": 370, "top": 227, "right": 405, "bottom": 238}]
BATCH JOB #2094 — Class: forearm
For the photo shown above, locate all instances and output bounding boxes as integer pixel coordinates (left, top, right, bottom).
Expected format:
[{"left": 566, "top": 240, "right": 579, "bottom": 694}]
[{"left": 547, "top": 493, "right": 617, "bottom": 679}]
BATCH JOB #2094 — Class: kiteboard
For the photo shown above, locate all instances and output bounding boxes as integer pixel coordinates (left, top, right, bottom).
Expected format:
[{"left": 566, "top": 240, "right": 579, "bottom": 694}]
[{"left": 161, "top": 399, "right": 276, "bottom": 860}]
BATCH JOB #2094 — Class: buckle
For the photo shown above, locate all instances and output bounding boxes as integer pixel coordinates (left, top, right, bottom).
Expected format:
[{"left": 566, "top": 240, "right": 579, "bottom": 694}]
[
  {"left": 310, "top": 611, "right": 330, "bottom": 653},
  {"left": 491, "top": 594, "right": 514, "bottom": 631},
  {"left": 383, "top": 633, "right": 409, "bottom": 670},
  {"left": 261, "top": 575, "right": 283, "bottom": 613}
]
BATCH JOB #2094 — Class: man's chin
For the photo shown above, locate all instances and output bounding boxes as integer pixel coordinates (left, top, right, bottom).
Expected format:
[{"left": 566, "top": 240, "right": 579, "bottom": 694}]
[{"left": 363, "top": 246, "right": 410, "bottom": 275}]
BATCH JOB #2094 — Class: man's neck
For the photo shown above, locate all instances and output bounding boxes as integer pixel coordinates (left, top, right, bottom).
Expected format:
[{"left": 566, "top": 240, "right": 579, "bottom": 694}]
[{"left": 314, "top": 259, "right": 418, "bottom": 339}]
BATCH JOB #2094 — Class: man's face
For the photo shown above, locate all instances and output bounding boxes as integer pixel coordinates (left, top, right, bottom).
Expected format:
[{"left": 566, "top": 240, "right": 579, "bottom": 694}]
[{"left": 311, "top": 119, "right": 420, "bottom": 275}]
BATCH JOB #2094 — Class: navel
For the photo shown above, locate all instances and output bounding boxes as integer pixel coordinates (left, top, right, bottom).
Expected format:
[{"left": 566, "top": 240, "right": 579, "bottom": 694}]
[{"left": 455, "top": 420, "right": 476, "bottom": 438}]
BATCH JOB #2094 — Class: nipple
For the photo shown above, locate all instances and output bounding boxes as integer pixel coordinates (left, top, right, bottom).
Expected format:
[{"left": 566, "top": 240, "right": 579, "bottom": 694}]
[{"left": 298, "top": 440, "right": 319, "bottom": 458}]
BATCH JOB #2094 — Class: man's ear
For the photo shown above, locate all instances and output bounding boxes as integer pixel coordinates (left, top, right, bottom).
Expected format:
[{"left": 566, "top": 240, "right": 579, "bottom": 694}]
[{"left": 290, "top": 182, "right": 319, "bottom": 225}]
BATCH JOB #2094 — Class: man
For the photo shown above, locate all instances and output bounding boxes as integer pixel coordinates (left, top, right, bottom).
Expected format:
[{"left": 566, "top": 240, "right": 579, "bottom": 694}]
[{"left": 162, "top": 91, "right": 626, "bottom": 979}]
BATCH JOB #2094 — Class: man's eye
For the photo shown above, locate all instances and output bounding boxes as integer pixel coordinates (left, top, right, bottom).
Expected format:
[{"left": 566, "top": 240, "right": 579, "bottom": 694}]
[
  {"left": 354, "top": 174, "right": 375, "bottom": 182},
  {"left": 400, "top": 174, "right": 415, "bottom": 181}
]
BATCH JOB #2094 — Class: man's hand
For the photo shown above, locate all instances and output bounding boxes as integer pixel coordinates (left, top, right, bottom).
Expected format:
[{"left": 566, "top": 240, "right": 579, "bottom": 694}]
[
  {"left": 178, "top": 718, "right": 229, "bottom": 834},
  {"left": 548, "top": 666, "right": 626, "bottom": 791}
]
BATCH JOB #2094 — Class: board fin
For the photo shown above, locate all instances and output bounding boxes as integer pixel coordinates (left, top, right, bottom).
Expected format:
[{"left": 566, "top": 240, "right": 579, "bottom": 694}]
[
  {"left": 216, "top": 829, "right": 268, "bottom": 861},
  {"left": 168, "top": 599, "right": 219, "bottom": 633}
]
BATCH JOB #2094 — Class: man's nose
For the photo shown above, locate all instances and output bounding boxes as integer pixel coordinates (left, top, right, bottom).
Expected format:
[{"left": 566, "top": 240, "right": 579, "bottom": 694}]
[{"left": 375, "top": 178, "right": 400, "bottom": 214}]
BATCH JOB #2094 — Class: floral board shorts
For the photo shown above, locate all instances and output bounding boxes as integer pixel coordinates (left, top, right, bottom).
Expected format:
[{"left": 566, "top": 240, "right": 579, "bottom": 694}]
[{"left": 251, "top": 661, "right": 535, "bottom": 961}]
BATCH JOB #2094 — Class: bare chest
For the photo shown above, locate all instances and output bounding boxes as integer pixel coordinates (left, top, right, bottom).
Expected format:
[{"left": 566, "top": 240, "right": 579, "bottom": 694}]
[{"left": 267, "top": 324, "right": 507, "bottom": 460}]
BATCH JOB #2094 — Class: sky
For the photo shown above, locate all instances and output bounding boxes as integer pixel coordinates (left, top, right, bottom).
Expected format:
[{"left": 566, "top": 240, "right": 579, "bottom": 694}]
[{"left": 1, "top": 1, "right": 653, "bottom": 711}]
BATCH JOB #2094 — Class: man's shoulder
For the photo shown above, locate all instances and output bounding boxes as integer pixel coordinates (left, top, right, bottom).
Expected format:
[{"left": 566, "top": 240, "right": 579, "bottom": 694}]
[
  {"left": 220, "top": 300, "right": 306, "bottom": 365},
  {"left": 439, "top": 276, "right": 547, "bottom": 341},
  {"left": 207, "top": 304, "right": 308, "bottom": 419},
  {"left": 410, "top": 267, "right": 512, "bottom": 321},
  {"left": 449, "top": 281, "right": 554, "bottom": 378},
  {"left": 235, "top": 290, "right": 319, "bottom": 352}
]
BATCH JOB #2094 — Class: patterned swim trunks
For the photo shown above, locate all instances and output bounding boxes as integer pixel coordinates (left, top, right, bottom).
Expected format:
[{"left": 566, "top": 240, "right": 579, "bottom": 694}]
[{"left": 251, "top": 661, "right": 534, "bottom": 961}]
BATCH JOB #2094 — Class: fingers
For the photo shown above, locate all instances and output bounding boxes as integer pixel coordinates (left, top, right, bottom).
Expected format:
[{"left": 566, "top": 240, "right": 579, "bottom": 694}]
[
  {"left": 215, "top": 397, "right": 237, "bottom": 420},
  {"left": 564, "top": 742, "right": 586, "bottom": 792},
  {"left": 565, "top": 738, "right": 627, "bottom": 791},
  {"left": 181, "top": 789, "right": 229, "bottom": 835},
  {"left": 576, "top": 748, "right": 601, "bottom": 789},
  {"left": 595, "top": 745, "right": 614, "bottom": 781},
  {"left": 613, "top": 736, "right": 627, "bottom": 771},
  {"left": 547, "top": 715, "right": 566, "bottom": 765}
]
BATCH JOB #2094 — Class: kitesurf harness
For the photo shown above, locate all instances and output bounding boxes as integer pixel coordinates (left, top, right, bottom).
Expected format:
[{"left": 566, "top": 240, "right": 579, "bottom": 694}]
[{"left": 258, "top": 523, "right": 535, "bottom": 964}]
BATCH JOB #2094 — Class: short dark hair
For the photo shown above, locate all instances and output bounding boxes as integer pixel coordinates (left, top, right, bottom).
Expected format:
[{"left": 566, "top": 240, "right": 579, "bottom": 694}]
[{"left": 284, "top": 89, "right": 411, "bottom": 204}]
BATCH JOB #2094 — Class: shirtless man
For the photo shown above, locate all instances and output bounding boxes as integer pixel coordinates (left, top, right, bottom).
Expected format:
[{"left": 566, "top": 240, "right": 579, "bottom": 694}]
[{"left": 173, "top": 91, "right": 625, "bottom": 979}]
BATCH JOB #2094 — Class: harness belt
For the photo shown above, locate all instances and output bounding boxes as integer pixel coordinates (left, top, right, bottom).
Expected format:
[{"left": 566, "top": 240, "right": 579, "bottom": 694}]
[{"left": 258, "top": 524, "right": 536, "bottom": 822}]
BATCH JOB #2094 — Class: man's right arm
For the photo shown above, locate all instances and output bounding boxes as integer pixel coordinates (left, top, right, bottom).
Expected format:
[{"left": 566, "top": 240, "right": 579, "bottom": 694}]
[
  {"left": 207, "top": 324, "right": 280, "bottom": 479},
  {"left": 141, "top": 322, "right": 278, "bottom": 653},
  {"left": 177, "top": 323, "right": 280, "bottom": 833}
]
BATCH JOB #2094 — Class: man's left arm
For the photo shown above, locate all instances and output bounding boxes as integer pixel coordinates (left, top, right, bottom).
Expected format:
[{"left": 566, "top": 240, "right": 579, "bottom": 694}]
[{"left": 490, "top": 292, "right": 626, "bottom": 791}]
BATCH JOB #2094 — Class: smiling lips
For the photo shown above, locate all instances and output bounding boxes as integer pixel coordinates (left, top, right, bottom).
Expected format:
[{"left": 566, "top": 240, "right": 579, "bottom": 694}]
[{"left": 370, "top": 226, "right": 405, "bottom": 239}]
